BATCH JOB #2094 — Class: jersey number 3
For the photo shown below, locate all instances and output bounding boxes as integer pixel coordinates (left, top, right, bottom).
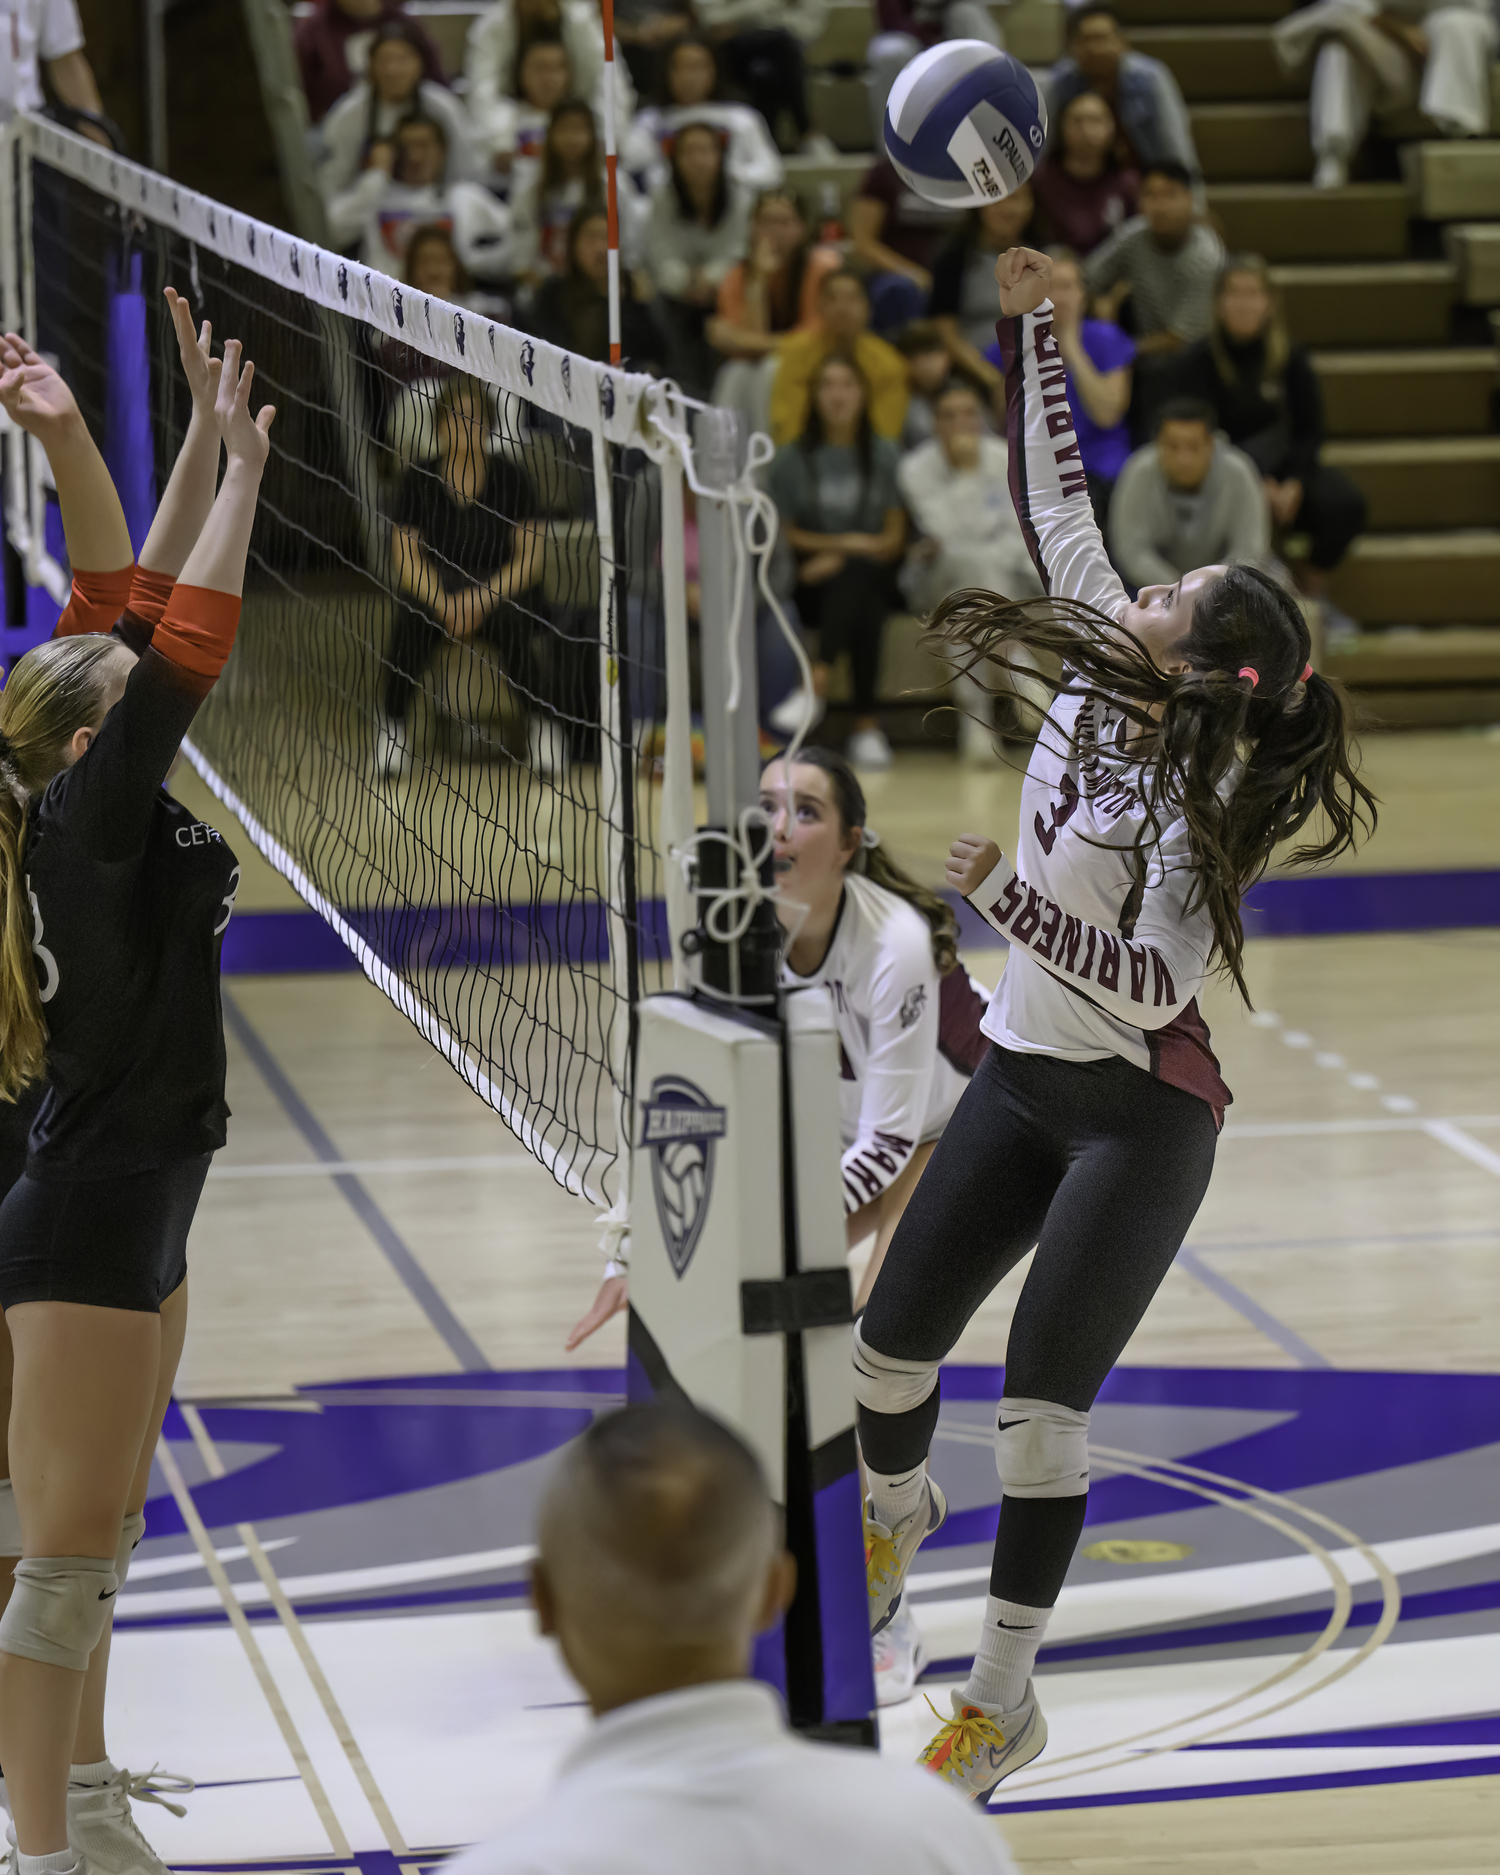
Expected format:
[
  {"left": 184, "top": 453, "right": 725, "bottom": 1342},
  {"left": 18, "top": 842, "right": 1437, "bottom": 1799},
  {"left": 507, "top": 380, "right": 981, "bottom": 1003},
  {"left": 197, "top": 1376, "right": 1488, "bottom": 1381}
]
[
  {"left": 26, "top": 879, "right": 59, "bottom": 1004},
  {"left": 1034, "top": 773, "right": 1080, "bottom": 855},
  {"left": 214, "top": 864, "right": 241, "bottom": 938}
]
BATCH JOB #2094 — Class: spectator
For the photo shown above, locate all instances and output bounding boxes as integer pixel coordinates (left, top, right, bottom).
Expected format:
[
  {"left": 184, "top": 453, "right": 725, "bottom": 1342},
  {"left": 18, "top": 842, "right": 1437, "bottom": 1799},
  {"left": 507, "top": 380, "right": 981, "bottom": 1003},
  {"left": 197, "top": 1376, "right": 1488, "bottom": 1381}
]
[
  {"left": 1273, "top": 0, "right": 1497, "bottom": 188},
  {"left": 467, "top": 29, "right": 574, "bottom": 181},
  {"left": 767, "top": 353, "right": 908, "bottom": 771},
  {"left": 708, "top": 189, "right": 840, "bottom": 441},
  {"left": 1031, "top": 91, "right": 1138, "bottom": 256},
  {"left": 377, "top": 378, "right": 542, "bottom": 781},
  {"left": 645, "top": 122, "right": 755, "bottom": 397},
  {"left": 1173, "top": 254, "right": 1366, "bottom": 631},
  {"left": 1109, "top": 398, "right": 1270, "bottom": 595},
  {"left": 296, "top": 0, "right": 444, "bottom": 126},
  {"left": 770, "top": 269, "right": 909, "bottom": 444},
  {"left": 0, "top": 0, "right": 109, "bottom": 138},
  {"left": 327, "top": 111, "right": 511, "bottom": 277},
  {"left": 848, "top": 156, "right": 961, "bottom": 334},
  {"left": 865, "top": 0, "right": 1004, "bottom": 149},
  {"left": 465, "top": 0, "right": 636, "bottom": 177},
  {"left": 614, "top": 0, "right": 696, "bottom": 97},
  {"left": 893, "top": 320, "right": 962, "bottom": 448},
  {"left": 447, "top": 1402, "right": 1017, "bottom": 1874},
  {"left": 692, "top": 0, "right": 835, "bottom": 156},
  {"left": 623, "top": 32, "right": 784, "bottom": 194},
  {"left": 897, "top": 378, "right": 1047, "bottom": 760},
  {"left": 986, "top": 249, "right": 1134, "bottom": 530},
  {"left": 1085, "top": 158, "right": 1222, "bottom": 428},
  {"left": 318, "top": 21, "right": 482, "bottom": 200},
  {"left": 530, "top": 207, "right": 665, "bottom": 370},
  {"left": 1045, "top": 4, "right": 1200, "bottom": 180},
  {"left": 928, "top": 185, "right": 1036, "bottom": 411},
  {"left": 507, "top": 100, "right": 646, "bottom": 286}
]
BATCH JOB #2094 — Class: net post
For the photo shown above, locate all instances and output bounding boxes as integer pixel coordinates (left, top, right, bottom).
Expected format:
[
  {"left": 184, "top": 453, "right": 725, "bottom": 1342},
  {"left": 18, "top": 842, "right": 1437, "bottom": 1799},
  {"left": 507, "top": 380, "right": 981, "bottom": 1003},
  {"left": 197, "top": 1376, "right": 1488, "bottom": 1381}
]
[
  {"left": 0, "top": 121, "right": 30, "bottom": 580},
  {"left": 655, "top": 428, "right": 695, "bottom": 991},
  {"left": 601, "top": 0, "right": 622, "bottom": 367}
]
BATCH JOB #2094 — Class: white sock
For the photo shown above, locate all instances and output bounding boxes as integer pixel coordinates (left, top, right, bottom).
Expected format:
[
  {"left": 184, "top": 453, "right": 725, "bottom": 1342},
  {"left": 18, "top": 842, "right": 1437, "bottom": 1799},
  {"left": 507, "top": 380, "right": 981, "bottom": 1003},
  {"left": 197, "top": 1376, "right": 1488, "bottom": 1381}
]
[
  {"left": 18, "top": 1850, "right": 82, "bottom": 1873},
  {"left": 69, "top": 1757, "right": 115, "bottom": 1788},
  {"left": 962, "top": 1595, "right": 1051, "bottom": 1712},
  {"left": 866, "top": 1462, "right": 927, "bottom": 1530}
]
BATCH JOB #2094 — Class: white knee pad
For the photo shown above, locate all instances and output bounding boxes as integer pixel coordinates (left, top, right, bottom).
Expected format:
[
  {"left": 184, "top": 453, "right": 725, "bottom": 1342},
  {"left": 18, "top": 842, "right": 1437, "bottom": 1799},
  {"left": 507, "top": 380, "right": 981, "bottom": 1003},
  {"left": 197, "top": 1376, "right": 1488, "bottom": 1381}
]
[
  {"left": 0, "top": 1480, "right": 21, "bottom": 1558},
  {"left": 114, "top": 1511, "right": 147, "bottom": 1591},
  {"left": 994, "top": 1397, "right": 1091, "bottom": 1498},
  {"left": 852, "top": 1322, "right": 940, "bottom": 1417},
  {"left": 0, "top": 1556, "right": 118, "bottom": 1671}
]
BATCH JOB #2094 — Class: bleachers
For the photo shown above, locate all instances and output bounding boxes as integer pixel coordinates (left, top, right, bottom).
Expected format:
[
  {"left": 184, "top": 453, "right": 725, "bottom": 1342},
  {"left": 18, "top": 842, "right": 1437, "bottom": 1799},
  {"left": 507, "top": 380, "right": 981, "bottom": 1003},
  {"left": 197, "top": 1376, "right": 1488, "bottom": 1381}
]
[{"left": 285, "top": 0, "right": 1500, "bottom": 725}]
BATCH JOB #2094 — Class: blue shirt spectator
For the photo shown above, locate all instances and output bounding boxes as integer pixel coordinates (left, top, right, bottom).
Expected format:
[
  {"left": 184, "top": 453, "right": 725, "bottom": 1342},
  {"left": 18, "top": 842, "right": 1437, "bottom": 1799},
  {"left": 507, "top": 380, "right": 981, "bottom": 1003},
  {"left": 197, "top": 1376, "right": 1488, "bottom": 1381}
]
[{"left": 1045, "top": 4, "right": 1200, "bottom": 181}]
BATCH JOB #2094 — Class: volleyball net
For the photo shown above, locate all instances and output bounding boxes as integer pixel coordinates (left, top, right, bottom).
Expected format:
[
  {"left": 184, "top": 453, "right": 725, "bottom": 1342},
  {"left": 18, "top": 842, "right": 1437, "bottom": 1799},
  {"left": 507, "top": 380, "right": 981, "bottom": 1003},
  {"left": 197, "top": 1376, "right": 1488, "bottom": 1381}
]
[{"left": 3, "top": 116, "right": 707, "bottom": 1215}]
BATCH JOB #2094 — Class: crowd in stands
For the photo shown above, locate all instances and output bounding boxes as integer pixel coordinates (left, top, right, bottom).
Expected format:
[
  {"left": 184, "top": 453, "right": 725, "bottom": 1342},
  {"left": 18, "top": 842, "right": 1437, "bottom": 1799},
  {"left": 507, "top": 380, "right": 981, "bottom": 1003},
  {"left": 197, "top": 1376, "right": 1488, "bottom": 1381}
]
[{"left": 294, "top": 0, "right": 1392, "bottom": 777}]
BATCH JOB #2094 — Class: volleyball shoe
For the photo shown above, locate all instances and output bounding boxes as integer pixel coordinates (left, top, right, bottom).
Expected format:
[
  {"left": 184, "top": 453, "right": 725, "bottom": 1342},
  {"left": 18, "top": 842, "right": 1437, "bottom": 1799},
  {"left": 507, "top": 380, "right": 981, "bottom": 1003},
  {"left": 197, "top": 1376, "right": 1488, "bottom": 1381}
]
[
  {"left": 865, "top": 1475, "right": 947, "bottom": 1633},
  {"left": 65, "top": 1763, "right": 193, "bottom": 1874},
  {"left": 918, "top": 1683, "right": 1048, "bottom": 1803},
  {"left": 874, "top": 1598, "right": 927, "bottom": 1705}
]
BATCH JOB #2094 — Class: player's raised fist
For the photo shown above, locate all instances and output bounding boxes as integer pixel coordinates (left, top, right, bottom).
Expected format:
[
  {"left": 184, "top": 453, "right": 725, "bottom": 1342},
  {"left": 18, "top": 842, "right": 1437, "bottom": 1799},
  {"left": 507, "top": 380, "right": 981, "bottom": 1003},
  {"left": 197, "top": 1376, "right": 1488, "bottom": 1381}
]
[
  {"left": 946, "top": 834, "right": 1003, "bottom": 898},
  {"left": 994, "top": 246, "right": 1052, "bottom": 319}
]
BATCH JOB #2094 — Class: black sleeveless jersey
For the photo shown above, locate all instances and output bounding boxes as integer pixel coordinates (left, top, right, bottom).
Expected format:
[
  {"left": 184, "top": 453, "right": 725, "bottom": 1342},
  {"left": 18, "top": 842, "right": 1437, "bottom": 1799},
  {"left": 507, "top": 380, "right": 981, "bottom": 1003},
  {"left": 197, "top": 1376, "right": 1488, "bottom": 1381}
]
[{"left": 23, "top": 646, "right": 240, "bottom": 1180}]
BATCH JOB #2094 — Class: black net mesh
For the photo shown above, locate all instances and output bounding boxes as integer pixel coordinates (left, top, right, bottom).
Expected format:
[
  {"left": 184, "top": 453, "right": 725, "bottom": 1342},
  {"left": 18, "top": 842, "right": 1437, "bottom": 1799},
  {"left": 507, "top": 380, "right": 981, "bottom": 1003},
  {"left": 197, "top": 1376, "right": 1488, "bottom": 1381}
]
[{"left": 31, "top": 157, "right": 672, "bottom": 1205}]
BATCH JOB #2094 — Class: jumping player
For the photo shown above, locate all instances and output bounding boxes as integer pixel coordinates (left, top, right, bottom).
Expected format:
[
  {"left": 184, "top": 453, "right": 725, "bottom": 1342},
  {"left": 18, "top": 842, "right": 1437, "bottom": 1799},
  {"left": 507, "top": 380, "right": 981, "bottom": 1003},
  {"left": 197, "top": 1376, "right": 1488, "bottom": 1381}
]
[
  {"left": 853, "top": 246, "right": 1375, "bottom": 1802},
  {"left": 0, "top": 314, "right": 273, "bottom": 1873}
]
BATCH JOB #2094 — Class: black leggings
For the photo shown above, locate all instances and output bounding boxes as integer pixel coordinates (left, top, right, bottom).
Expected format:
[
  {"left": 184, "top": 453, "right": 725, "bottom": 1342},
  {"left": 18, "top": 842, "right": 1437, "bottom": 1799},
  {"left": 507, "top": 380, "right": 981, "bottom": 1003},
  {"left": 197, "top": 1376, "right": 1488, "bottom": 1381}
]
[
  {"left": 1292, "top": 464, "right": 1366, "bottom": 572},
  {"left": 796, "top": 558, "right": 895, "bottom": 716},
  {"left": 721, "top": 28, "right": 809, "bottom": 138},
  {"left": 859, "top": 1044, "right": 1217, "bottom": 1605}
]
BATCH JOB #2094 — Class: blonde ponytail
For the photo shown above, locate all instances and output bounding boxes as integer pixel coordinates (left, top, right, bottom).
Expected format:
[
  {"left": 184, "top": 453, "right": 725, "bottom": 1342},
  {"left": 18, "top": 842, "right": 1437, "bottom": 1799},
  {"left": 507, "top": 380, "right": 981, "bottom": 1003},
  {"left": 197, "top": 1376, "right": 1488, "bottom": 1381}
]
[{"left": 0, "top": 635, "right": 126, "bottom": 1101}]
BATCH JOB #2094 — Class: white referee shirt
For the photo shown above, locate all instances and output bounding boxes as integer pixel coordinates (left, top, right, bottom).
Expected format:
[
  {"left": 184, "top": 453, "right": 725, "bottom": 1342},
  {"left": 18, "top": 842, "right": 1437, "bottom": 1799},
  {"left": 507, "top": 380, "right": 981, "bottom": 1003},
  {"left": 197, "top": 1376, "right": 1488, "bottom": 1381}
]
[
  {"left": 781, "top": 873, "right": 984, "bottom": 1215},
  {"left": 0, "top": 0, "right": 83, "bottom": 115},
  {"left": 447, "top": 1680, "right": 1020, "bottom": 1875}
]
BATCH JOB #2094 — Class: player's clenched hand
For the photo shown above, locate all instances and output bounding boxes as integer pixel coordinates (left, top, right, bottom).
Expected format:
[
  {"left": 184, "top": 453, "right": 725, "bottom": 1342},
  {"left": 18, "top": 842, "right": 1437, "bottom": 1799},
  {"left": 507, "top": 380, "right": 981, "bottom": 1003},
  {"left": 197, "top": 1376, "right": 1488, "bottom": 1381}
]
[
  {"left": 215, "top": 339, "right": 275, "bottom": 469},
  {"left": 565, "top": 1274, "right": 629, "bottom": 1351},
  {"left": 946, "top": 834, "right": 1003, "bottom": 898},
  {"left": 994, "top": 246, "right": 1052, "bottom": 319},
  {"left": 0, "top": 332, "right": 82, "bottom": 438},
  {"left": 165, "top": 287, "right": 221, "bottom": 421}
]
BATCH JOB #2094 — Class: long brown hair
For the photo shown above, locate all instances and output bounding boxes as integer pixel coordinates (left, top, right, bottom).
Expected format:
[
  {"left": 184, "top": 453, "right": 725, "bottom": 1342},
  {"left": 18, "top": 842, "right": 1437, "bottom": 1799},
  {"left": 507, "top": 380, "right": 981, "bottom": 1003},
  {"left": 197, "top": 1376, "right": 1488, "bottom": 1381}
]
[
  {"left": 773, "top": 747, "right": 961, "bottom": 975},
  {"left": 1210, "top": 253, "right": 1288, "bottom": 388},
  {"left": 540, "top": 98, "right": 600, "bottom": 196},
  {"left": 931, "top": 568, "right": 1376, "bottom": 1002},
  {"left": 0, "top": 636, "right": 126, "bottom": 1099}
]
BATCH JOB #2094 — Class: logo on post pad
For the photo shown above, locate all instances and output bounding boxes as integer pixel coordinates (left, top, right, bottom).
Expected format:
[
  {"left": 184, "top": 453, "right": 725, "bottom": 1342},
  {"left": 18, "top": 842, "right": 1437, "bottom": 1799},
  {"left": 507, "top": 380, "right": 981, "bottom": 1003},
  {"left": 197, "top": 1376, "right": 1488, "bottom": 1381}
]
[{"left": 640, "top": 1076, "right": 728, "bottom": 1278}]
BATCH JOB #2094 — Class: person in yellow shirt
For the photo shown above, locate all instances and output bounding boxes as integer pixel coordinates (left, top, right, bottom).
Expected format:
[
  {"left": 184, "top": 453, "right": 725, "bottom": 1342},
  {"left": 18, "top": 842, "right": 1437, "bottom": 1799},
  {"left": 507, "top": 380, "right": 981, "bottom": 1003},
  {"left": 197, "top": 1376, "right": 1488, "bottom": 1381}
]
[{"left": 769, "top": 270, "right": 910, "bottom": 444}]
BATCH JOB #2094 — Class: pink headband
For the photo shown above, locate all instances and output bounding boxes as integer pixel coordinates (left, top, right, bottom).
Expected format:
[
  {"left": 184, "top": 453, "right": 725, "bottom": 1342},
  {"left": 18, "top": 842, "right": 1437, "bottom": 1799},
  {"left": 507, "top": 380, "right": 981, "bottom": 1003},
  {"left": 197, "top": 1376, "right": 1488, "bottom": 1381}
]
[
  {"left": 1302, "top": 662, "right": 1313, "bottom": 681},
  {"left": 1238, "top": 666, "right": 1259, "bottom": 688}
]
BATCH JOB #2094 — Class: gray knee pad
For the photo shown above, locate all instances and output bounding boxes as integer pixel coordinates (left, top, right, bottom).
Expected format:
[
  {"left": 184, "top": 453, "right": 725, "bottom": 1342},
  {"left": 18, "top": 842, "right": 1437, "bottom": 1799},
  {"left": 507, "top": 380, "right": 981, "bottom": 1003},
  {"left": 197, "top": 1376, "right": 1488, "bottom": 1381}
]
[
  {"left": 0, "top": 1480, "right": 21, "bottom": 1557},
  {"left": 994, "top": 1397, "right": 1091, "bottom": 1498},
  {"left": 852, "top": 1322, "right": 940, "bottom": 1417},
  {"left": 0, "top": 1556, "right": 118, "bottom": 1671},
  {"left": 114, "top": 1511, "right": 147, "bottom": 1591}
]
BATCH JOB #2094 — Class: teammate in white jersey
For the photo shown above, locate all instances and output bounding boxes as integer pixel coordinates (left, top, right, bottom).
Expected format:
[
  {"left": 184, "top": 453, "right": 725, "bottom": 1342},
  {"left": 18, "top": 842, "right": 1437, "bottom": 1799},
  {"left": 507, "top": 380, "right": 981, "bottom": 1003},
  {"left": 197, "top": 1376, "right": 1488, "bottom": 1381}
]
[{"left": 852, "top": 247, "right": 1377, "bottom": 1803}]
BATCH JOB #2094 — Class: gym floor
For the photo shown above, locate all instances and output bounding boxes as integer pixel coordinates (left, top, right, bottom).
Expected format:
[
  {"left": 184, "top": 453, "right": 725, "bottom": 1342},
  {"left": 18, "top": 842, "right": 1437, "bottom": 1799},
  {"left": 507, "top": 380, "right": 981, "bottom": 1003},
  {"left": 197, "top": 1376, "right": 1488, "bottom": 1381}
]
[{"left": 113, "top": 728, "right": 1499, "bottom": 1872}]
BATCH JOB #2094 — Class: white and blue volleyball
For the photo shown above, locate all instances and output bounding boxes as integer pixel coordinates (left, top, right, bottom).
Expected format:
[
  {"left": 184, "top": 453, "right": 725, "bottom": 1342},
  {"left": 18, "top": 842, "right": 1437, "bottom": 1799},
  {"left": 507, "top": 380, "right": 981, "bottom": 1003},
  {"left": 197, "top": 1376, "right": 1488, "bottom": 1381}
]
[{"left": 884, "top": 40, "right": 1047, "bottom": 210}]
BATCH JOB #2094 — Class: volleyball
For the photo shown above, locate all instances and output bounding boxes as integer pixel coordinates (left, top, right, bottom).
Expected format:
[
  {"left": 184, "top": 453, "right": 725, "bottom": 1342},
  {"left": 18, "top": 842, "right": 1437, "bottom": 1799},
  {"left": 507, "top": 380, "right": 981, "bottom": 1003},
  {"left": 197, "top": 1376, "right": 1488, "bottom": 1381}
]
[{"left": 883, "top": 40, "right": 1048, "bottom": 209}]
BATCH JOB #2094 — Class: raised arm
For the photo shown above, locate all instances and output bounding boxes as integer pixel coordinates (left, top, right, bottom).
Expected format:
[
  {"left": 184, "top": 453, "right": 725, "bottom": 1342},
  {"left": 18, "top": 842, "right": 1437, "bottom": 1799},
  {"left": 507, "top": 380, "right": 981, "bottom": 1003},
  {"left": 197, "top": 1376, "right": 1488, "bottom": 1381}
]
[
  {"left": 136, "top": 289, "right": 224, "bottom": 583},
  {"left": 992, "top": 247, "right": 1128, "bottom": 618}
]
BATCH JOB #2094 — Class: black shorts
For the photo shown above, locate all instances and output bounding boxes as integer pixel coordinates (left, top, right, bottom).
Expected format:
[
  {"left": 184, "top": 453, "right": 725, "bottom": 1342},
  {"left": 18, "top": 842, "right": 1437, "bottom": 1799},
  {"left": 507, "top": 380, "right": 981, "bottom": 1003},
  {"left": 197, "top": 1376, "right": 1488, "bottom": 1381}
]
[
  {"left": 0, "top": 1084, "right": 45, "bottom": 1204},
  {"left": 0, "top": 1154, "right": 211, "bottom": 1313}
]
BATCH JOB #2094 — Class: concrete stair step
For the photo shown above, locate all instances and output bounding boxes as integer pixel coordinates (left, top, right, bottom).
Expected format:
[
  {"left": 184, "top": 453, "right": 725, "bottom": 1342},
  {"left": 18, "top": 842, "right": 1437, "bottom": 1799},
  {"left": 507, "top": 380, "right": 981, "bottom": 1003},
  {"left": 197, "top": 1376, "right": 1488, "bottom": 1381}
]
[
  {"left": 1402, "top": 141, "right": 1500, "bottom": 222},
  {"left": 1323, "top": 437, "right": 1500, "bottom": 531},
  {"left": 1208, "top": 181, "right": 1411, "bottom": 261},
  {"left": 1270, "top": 261, "right": 1456, "bottom": 346},
  {"left": 1192, "top": 102, "right": 1310, "bottom": 182},
  {"left": 781, "top": 152, "right": 871, "bottom": 219},
  {"left": 1117, "top": 0, "right": 1295, "bottom": 23},
  {"left": 1327, "top": 530, "right": 1500, "bottom": 624},
  {"left": 1312, "top": 348, "right": 1498, "bottom": 438},
  {"left": 808, "top": 0, "right": 1063, "bottom": 69},
  {"left": 1443, "top": 224, "right": 1500, "bottom": 306},
  {"left": 1128, "top": 25, "right": 1305, "bottom": 101},
  {"left": 1325, "top": 627, "right": 1500, "bottom": 726}
]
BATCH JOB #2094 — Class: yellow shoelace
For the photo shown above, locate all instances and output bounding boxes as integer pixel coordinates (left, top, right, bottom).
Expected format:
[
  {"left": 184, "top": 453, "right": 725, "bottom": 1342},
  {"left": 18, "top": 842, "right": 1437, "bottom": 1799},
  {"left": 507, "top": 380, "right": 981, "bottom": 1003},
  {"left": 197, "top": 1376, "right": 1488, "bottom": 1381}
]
[
  {"left": 920, "top": 1696, "right": 1006, "bottom": 1779},
  {"left": 865, "top": 1521, "right": 900, "bottom": 1597}
]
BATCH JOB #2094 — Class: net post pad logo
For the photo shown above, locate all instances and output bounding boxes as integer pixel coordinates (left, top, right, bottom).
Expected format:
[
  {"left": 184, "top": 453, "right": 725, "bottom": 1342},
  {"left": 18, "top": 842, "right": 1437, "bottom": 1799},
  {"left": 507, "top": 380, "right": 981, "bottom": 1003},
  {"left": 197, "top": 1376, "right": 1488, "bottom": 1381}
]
[{"left": 640, "top": 1077, "right": 728, "bottom": 1277}]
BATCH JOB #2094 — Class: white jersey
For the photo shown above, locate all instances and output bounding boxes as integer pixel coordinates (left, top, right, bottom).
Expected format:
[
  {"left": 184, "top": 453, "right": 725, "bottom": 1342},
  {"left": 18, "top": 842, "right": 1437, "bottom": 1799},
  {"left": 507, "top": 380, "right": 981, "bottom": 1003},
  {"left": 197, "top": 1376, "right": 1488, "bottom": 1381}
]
[
  {"left": 781, "top": 873, "right": 988, "bottom": 1215},
  {"left": 972, "top": 302, "right": 1231, "bottom": 1123}
]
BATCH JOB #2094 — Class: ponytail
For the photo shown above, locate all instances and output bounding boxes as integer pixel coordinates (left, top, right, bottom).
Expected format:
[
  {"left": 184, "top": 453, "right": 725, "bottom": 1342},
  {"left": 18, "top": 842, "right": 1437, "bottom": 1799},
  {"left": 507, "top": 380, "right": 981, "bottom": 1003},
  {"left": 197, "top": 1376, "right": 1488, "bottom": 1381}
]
[
  {"left": 930, "top": 565, "right": 1376, "bottom": 1004},
  {"left": 773, "top": 745, "right": 961, "bottom": 975},
  {"left": 0, "top": 635, "right": 126, "bottom": 1100}
]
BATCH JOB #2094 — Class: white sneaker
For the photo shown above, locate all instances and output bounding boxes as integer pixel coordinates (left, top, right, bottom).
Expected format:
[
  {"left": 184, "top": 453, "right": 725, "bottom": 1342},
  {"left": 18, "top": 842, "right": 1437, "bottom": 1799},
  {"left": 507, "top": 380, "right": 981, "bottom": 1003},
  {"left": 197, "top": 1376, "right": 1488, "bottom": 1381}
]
[
  {"left": 919, "top": 1681, "right": 1048, "bottom": 1804},
  {"left": 767, "top": 685, "right": 825, "bottom": 738},
  {"left": 874, "top": 1598, "right": 927, "bottom": 1706},
  {"left": 528, "top": 715, "right": 569, "bottom": 777},
  {"left": 866, "top": 1476, "right": 947, "bottom": 1633},
  {"left": 846, "top": 726, "right": 893, "bottom": 771},
  {"left": 372, "top": 717, "right": 410, "bottom": 782},
  {"left": 66, "top": 1765, "right": 192, "bottom": 1874},
  {"left": 1312, "top": 152, "right": 1348, "bottom": 189}
]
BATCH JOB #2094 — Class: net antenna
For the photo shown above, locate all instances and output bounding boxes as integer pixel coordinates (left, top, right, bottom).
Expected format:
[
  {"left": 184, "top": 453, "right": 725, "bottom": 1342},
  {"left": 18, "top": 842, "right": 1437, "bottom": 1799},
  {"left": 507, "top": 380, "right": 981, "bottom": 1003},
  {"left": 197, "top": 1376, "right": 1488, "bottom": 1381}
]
[{"left": 601, "top": 0, "right": 622, "bottom": 368}]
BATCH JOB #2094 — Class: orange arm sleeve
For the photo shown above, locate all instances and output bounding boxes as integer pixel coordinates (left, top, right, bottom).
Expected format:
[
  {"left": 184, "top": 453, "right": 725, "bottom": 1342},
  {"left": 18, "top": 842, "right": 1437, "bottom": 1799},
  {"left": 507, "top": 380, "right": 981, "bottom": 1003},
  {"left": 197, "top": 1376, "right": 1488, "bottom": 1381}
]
[
  {"left": 154, "top": 584, "right": 242, "bottom": 686},
  {"left": 116, "top": 565, "right": 178, "bottom": 657},
  {"left": 51, "top": 563, "right": 136, "bottom": 639}
]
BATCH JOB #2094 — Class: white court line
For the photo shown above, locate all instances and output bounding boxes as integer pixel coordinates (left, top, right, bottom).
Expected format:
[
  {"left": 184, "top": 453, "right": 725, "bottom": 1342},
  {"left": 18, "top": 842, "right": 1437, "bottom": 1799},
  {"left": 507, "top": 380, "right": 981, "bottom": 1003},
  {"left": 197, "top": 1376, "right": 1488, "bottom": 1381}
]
[
  {"left": 208, "top": 1154, "right": 533, "bottom": 1180},
  {"left": 179, "top": 1403, "right": 410, "bottom": 1858},
  {"left": 1422, "top": 1118, "right": 1500, "bottom": 1180},
  {"left": 1220, "top": 1113, "right": 1500, "bottom": 1141}
]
